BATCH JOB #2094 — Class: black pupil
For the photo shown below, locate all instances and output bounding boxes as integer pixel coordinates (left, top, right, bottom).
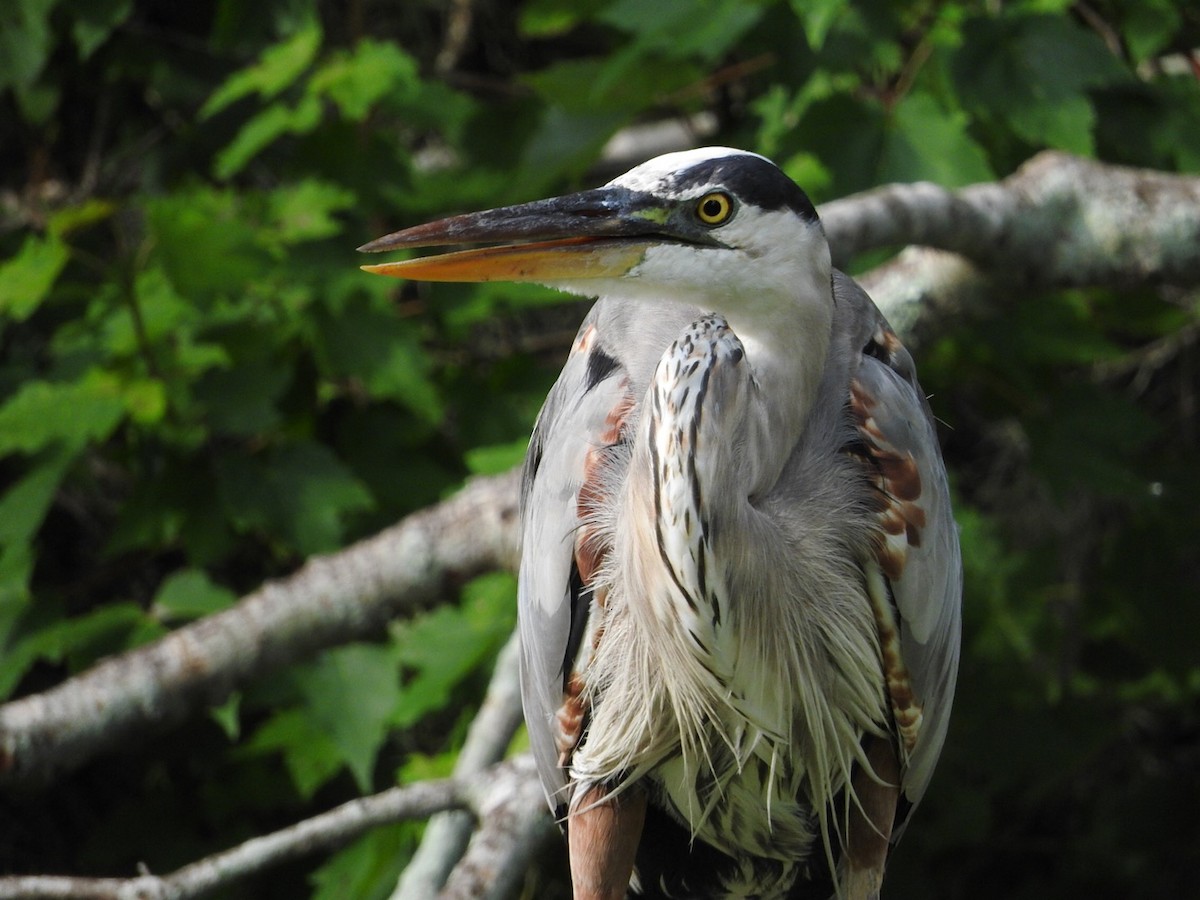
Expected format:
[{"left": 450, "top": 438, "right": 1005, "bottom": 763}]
[{"left": 703, "top": 198, "right": 723, "bottom": 218}]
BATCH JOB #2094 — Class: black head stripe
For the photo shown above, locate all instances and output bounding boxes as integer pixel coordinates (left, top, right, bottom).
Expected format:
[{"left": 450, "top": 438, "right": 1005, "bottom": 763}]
[{"left": 668, "top": 154, "right": 819, "bottom": 223}]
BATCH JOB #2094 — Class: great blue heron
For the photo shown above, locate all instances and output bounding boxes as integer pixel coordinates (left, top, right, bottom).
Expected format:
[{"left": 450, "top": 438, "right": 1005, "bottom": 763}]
[{"left": 361, "top": 148, "right": 961, "bottom": 900}]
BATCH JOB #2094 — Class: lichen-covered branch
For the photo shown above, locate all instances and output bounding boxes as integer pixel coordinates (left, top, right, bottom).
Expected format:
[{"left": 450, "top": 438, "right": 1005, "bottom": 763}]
[
  {"left": 825, "top": 150, "right": 1200, "bottom": 283},
  {"left": 822, "top": 150, "right": 1200, "bottom": 318}
]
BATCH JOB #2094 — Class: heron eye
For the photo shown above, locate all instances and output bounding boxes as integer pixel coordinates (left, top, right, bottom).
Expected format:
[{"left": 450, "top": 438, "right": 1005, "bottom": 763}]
[{"left": 696, "top": 192, "right": 734, "bottom": 226}]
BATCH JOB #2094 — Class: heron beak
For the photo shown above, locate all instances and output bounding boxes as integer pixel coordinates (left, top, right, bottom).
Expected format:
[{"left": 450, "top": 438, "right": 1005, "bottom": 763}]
[{"left": 358, "top": 188, "right": 678, "bottom": 283}]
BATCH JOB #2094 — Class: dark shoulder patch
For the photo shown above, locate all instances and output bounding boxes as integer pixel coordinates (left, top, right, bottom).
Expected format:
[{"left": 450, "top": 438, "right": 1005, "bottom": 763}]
[
  {"left": 670, "top": 154, "right": 819, "bottom": 222},
  {"left": 583, "top": 346, "right": 620, "bottom": 393}
]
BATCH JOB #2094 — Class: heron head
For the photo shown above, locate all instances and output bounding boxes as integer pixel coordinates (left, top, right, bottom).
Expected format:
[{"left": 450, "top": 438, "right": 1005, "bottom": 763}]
[{"left": 360, "top": 147, "right": 831, "bottom": 311}]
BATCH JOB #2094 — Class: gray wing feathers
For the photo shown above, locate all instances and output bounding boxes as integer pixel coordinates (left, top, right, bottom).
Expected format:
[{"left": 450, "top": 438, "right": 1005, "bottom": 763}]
[
  {"left": 518, "top": 310, "right": 635, "bottom": 810},
  {"left": 856, "top": 354, "right": 961, "bottom": 808},
  {"left": 834, "top": 272, "right": 961, "bottom": 810}
]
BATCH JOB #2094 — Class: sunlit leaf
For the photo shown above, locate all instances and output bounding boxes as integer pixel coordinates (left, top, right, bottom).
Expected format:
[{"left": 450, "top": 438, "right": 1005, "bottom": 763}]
[
  {"left": 292, "top": 644, "right": 402, "bottom": 792},
  {"left": 200, "top": 20, "right": 322, "bottom": 119},
  {"left": 464, "top": 439, "right": 528, "bottom": 476},
  {"left": 153, "top": 569, "right": 237, "bottom": 621},
  {"left": 0, "top": 371, "right": 125, "bottom": 456},
  {"left": 214, "top": 93, "right": 323, "bottom": 179},
  {"left": 0, "top": 234, "right": 68, "bottom": 322},
  {"left": 881, "top": 92, "right": 994, "bottom": 186},
  {"left": 242, "top": 708, "right": 344, "bottom": 799},
  {"left": 792, "top": 0, "right": 851, "bottom": 50},
  {"left": 307, "top": 40, "right": 420, "bottom": 121},
  {"left": 267, "top": 179, "right": 356, "bottom": 244},
  {"left": 391, "top": 572, "right": 516, "bottom": 729}
]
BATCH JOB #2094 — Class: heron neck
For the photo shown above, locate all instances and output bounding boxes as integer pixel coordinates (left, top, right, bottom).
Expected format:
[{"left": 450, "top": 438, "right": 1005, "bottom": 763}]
[{"left": 724, "top": 294, "right": 832, "bottom": 491}]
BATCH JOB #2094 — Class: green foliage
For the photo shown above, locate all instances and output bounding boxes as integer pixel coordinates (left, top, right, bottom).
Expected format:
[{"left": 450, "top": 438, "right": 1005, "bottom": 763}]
[{"left": 1, "top": 0, "right": 1197, "bottom": 896}]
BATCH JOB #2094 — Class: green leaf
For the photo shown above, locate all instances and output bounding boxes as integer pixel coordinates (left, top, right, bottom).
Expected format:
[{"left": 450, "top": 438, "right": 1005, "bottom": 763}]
[
  {"left": 309, "top": 824, "right": 415, "bottom": 900},
  {"left": 66, "top": 0, "right": 132, "bottom": 60},
  {"left": 0, "top": 603, "right": 148, "bottom": 697},
  {"left": 293, "top": 644, "right": 402, "bottom": 792},
  {"left": 522, "top": 57, "right": 699, "bottom": 114},
  {"left": 242, "top": 708, "right": 344, "bottom": 798},
  {"left": 0, "top": 0, "right": 58, "bottom": 93},
  {"left": 314, "top": 299, "right": 443, "bottom": 423},
  {"left": 952, "top": 15, "right": 1128, "bottom": 154},
  {"left": 96, "top": 267, "right": 193, "bottom": 360},
  {"left": 308, "top": 40, "right": 420, "bottom": 121},
  {"left": 152, "top": 569, "right": 237, "bottom": 621},
  {"left": 1120, "top": 0, "right": 1181, "bottom": 63},
  {"left": 46, "top": 198, "right": 116, "bottom": 239},
  {"left": 145, "top": 189, "right": 266, "bottom": 296},
  {"left": 214, "top": 93, "right": 323, "bottom": 179},
  {"left": 217, "top": 442, "right": 373, "bottom": 555},
  {"left": 0, "top": 452, "right": 71, "bottom": 645},
  {"left": 520, "top": 105, "right": 627, "bottom": 182},
  {"left": 13, "top": 81, "right": 59, "bottom": 124},
  {"left": 391, "top": 572, "right": 516, "bottom": 729},
  {"left": 1013, "top": 94, "right": 1096, "bottom": 156},
  {"left": 200, "top": 20, "right": 322, "bottom": 119},
  {"left": 791, "top": 0, "right": 850, "bottom": 50},
  {"left": 194, "top": 357, "right": 291, "bottom": 435},
  {"left": 267, "top": 179, "right": 356, "bottom": 244},
  {"left": 210, "top": 691, "right": 242, "bottom": 740},
  {"left": 273, "top": 443, "right": 374, "bottom": 554},
  {"left": 464, "top": 439, "right": 528, "bottom": 476},
  {"left": 880, "top": 92, "right": 994, "bottom": 186},
  {"left": 0, "top": 371, "right": 126, "bottom": 456},
  {"left": 120, "top": 378, "right": 166, "bottom": 424},
  {"left": 0, "top": 454, "right": 69, "bottom": 547},
  {"left": 0, "top": 234, "right": 69, "bottom": 322},
  {"left": 518, "top": 0, "right": 609, "bottom": 37},
  {"left": 597, "top": 0, "right": 764, "bottom": 63}
]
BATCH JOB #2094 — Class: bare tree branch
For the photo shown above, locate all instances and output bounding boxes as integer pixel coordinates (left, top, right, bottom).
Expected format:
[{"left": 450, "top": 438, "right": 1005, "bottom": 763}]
[
  {"left": 393, "top": 630, "right": 526, "bottom": 899},
  {"left": 856, "top": 246, "right": 996, "bottom": 344},
  {"left": 439, "top": 755, "right": 558, "bottom": 900},
  {"left": 0, "top": 757, "right": 552, "bottom": 900},
  {"left": 0, "top": 776, "right": 468, "bottom": 900},
  {"left": 0, "top": 470, "right": 521, "bottom": 787},
  {"left": 823, "top": 150, "right": 1200, "bottom": 289}
]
